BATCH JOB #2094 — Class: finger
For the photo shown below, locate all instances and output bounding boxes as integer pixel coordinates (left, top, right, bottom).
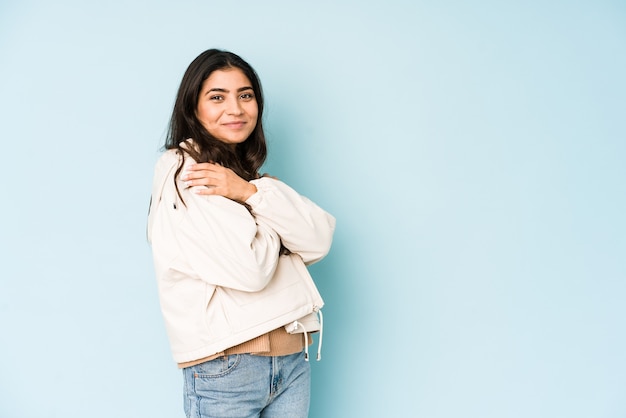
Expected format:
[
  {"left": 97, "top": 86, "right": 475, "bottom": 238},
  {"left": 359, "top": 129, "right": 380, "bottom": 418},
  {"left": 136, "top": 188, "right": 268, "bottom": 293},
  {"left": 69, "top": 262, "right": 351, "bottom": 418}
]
[
  {"left": 191, "top": 185, "right": 217, "bottom": 195},
  {"left": 181, "top": 170, "right": 211, "bottom": 181},
  {"left": 183, "top": 175, "right": 217, "bottom": 188},
  {"left": 187, "top": 162, "right": 213, "bottom": 171},
  {"left": 182, "top": 164, "right": 219, "bottom": 181}
]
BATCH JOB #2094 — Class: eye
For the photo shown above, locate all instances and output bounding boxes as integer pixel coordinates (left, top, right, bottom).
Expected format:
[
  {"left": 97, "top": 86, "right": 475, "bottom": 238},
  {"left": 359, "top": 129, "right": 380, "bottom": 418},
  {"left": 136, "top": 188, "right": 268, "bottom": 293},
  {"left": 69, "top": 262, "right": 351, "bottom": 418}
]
[
  {"left": 240, "top": 92, "right": 255, "bottom": 100},
  {"left": 209, "top": 95, "right": 224, "bottom": 101}
]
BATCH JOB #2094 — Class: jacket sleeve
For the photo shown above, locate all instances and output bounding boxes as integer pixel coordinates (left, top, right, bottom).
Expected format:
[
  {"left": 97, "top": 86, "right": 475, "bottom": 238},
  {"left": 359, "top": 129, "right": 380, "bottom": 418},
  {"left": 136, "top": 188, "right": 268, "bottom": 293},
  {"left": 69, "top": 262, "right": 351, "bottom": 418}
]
[
  {"left": 149, "top": 152, "right": 282, "bottom": 292},
  {"left": 246, "top": 177, "right": 336, "bottom": 265}
]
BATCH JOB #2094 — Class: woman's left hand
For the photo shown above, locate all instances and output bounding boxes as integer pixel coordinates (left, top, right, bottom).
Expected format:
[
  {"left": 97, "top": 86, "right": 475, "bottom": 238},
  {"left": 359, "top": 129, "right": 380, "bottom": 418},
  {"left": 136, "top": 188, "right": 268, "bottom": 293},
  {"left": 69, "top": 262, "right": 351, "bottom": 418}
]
[{"left": 181, "top": 163, "right": 257, "bottom": 202}]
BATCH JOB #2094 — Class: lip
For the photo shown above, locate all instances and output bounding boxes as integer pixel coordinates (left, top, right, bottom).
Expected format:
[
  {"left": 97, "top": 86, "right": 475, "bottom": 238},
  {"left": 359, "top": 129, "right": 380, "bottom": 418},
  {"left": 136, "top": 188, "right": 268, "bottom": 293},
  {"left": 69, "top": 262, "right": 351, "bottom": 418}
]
[{"left": 222, "top": 121, "right": 246, "bottom": 129}]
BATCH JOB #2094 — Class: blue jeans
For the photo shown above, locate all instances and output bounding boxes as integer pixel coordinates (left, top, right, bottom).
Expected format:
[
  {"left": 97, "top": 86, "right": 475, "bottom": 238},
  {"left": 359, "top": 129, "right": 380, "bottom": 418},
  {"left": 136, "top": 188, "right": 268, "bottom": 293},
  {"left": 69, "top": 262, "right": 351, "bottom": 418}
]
[{"left": 183, "top": 351, "right": 311, "bottom": 418}]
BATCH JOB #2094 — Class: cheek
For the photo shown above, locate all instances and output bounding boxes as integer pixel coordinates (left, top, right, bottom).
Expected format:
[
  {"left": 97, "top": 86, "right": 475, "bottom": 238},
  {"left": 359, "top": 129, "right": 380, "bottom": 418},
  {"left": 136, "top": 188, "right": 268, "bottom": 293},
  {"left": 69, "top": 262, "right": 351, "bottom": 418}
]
[
  {"left": 249, "top": 105, "right": 259, "bottom": 123},
  {"left": 249, "top": 113, "right": 259, "bottom": 131},
  {"left": 197, "top": 104, "right": 216, "bottom": 124}
]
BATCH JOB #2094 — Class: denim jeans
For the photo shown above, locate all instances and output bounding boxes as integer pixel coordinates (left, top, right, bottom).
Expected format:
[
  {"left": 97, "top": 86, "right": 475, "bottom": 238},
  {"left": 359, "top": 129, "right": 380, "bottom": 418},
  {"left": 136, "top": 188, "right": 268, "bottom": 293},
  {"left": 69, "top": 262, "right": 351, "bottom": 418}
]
[{"left": 183, "top": 351, "right": 311, "bottom": 418}]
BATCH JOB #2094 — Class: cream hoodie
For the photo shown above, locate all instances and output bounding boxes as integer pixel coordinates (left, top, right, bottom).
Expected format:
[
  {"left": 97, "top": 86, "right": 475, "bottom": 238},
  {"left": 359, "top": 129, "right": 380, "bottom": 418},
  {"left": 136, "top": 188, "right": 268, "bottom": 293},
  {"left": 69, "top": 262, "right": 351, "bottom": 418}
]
[{"left": 147, "top": 148, "right": 335, "bottom": 363}]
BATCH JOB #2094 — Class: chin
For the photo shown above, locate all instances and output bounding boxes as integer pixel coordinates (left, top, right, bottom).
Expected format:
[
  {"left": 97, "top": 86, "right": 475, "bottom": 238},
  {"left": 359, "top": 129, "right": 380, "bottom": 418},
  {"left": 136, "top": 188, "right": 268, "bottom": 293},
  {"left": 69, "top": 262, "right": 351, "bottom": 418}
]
[{"left": 214, "top": 133, "right": 244, "bottom": 144}]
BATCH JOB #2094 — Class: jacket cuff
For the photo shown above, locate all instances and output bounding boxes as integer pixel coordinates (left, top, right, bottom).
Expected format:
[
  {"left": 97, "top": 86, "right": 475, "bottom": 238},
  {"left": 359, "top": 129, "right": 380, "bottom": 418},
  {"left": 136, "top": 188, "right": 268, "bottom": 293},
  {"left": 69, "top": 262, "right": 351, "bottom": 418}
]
[{"left": 245, "top": 178, "right": 271, "bottom": 208}]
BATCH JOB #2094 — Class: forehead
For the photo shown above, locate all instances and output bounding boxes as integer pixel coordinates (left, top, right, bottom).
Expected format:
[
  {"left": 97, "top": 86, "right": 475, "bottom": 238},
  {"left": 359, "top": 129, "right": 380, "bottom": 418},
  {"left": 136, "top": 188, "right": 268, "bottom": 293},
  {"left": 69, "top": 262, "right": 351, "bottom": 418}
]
[{"left": 202, "top": 68, "right": 252, "bottom": 89}]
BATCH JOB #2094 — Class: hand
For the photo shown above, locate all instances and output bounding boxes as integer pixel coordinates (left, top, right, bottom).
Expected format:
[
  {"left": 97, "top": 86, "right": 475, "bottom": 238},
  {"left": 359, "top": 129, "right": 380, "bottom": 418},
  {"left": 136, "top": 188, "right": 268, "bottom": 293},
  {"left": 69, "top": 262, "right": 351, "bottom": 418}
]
[{"left": 181, "top": 163, "right": 257, "bottom": 202}]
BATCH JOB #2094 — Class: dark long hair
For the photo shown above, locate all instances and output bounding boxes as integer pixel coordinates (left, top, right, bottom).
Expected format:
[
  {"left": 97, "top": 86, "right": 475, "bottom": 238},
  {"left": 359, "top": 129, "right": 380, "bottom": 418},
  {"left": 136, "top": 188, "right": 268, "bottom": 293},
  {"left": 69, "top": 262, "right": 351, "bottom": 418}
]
[{"left": 165, "top": 49, "right": 267, "bottom": 182}]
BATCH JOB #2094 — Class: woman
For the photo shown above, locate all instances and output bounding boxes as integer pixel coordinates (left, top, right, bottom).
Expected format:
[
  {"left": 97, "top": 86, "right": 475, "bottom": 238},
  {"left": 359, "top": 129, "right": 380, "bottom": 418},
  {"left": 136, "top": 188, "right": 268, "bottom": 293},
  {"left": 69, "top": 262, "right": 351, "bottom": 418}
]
[{"left": 147, "top": 49, "right": 335, "bottom": 418}]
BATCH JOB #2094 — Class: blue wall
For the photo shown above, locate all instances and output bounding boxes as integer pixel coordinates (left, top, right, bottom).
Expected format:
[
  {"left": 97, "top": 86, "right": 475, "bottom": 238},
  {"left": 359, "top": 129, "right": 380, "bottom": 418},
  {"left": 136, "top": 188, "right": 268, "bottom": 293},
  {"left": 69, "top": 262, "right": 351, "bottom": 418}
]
[{"left": 1, "top": 1, "right": 625, "bottom": 417}]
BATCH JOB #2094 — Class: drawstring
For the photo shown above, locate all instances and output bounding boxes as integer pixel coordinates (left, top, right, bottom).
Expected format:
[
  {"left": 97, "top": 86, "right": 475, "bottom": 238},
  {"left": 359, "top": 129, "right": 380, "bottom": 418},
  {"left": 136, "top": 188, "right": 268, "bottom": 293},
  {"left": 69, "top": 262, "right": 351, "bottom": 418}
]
[
  {"left": 316, "top": 310, "right": 323, "bottom": 361},
  {"left": 291, "top": 309, "right": 324, "bottom": 362},
  {"left": 292, "top": 320, "right": 309, "bottom": 361}
]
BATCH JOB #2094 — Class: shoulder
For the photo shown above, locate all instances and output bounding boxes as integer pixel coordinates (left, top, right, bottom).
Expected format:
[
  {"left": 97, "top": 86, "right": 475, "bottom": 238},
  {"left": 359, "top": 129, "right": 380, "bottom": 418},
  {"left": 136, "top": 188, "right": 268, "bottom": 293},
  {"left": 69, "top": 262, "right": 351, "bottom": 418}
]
[
  {"left": 158, "top": 140, "right": 201, "bottom": 165},
  {"left": 151, "top": 149, "right": 177, "bottom": 176}
]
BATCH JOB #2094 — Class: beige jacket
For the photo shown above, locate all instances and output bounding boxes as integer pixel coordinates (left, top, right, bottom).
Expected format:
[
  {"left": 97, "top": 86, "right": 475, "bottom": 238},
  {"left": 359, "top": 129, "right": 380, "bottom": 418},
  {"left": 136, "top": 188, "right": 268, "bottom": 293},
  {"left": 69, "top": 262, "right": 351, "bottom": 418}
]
[{"left": 147, "top": 149, "right": 335, "bottom": 364}]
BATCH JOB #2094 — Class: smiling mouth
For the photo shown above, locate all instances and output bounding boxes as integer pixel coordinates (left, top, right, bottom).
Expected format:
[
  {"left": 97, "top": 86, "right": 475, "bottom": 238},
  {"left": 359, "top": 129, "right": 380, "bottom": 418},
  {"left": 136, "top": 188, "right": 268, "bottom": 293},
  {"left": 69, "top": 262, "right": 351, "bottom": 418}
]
[{"left": 223, "top": 122, "right": 246, "bottom": 128}]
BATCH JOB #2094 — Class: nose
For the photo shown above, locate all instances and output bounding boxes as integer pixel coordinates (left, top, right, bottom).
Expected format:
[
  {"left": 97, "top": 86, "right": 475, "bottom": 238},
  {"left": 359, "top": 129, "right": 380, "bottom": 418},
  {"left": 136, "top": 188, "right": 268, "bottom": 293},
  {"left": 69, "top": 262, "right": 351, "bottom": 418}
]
[{"left": 225, "top": 97, "right": 243, "bottom": 115}]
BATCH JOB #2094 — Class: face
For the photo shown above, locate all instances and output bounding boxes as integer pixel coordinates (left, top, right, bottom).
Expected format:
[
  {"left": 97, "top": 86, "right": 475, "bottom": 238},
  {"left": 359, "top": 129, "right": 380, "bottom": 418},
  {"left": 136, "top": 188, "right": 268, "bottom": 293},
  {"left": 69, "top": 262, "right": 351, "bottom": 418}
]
[{"left": 196, "top": 68, "right": 259, "bottom": 146}]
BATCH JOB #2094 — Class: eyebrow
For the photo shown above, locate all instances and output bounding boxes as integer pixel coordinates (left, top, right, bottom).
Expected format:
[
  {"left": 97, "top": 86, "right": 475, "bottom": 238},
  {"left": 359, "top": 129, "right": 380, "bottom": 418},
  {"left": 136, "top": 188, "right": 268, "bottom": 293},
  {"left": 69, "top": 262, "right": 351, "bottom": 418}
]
[{"left": 206, "top": 86, "right": 254, "bottom": 94}]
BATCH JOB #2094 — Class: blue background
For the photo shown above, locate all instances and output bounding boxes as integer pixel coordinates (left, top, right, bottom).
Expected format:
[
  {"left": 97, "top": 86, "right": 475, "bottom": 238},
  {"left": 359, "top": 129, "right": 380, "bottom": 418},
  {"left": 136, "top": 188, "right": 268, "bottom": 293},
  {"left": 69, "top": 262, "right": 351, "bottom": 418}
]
[{"left": 1, "top": 1, "right": 625, "bottom": 417}]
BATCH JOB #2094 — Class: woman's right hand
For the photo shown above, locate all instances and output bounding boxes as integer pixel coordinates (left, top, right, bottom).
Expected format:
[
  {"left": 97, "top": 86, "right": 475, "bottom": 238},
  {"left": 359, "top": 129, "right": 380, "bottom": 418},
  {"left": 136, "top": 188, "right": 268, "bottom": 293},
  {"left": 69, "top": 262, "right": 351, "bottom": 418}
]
[{"left": 181, "top": 162, "right": 257, "bottom": 203}]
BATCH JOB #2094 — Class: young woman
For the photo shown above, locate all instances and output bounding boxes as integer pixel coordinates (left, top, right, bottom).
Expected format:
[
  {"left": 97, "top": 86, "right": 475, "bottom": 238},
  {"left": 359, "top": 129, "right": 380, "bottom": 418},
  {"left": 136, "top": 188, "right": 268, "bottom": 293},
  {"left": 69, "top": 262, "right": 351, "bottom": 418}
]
[{"left": 147, "top": 49, "right": 335, "bottom": 418}]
